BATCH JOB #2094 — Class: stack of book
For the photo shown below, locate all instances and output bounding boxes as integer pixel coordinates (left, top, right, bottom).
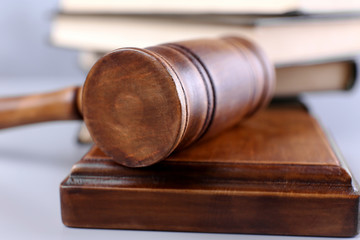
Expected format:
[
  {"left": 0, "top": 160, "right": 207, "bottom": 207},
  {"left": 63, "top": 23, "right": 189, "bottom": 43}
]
[{"left": 50, "top": 0, "right": 360, "bottom": 142}]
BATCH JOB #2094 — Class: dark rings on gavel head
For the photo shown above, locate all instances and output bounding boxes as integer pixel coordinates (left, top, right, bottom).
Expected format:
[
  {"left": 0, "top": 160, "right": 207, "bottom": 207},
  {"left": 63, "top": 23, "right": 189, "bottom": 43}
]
[
  {"left": 82, "top": 36, "right": 275, "bottom": 167},
  {"left": 0, "top": 36, "right": 275, "bottom": 167}
]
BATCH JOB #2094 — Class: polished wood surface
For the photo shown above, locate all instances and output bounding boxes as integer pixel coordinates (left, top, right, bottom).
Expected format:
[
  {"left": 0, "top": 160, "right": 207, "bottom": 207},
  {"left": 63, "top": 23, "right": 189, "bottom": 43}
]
[
  {"left": 60, "top": 101, "right": 359, "bottom": 236},
  {"left": 83, "top": 36, "right": 274, "bottom": 167},
  {"left": 0, "top": 36, "right": 275, "bottom": 167},
  {"left": 0, "top": 87, "right": 81, "bottom": 129}
]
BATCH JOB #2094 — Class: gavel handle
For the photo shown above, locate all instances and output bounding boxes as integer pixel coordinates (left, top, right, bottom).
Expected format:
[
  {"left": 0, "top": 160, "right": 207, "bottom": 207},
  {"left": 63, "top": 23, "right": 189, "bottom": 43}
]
[{"left": 0, "top": 86, "right": 82, "bottom": 130}]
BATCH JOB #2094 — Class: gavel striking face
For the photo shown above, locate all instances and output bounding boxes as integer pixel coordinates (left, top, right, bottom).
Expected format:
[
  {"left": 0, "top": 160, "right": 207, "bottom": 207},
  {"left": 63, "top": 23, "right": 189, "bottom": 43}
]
[{"left": 0, "top": 36, "right": 275, "bottom": 167}]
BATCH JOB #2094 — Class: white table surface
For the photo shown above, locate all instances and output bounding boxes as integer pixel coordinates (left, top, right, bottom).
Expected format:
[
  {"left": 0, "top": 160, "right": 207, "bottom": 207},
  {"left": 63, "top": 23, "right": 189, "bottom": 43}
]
[{"left": 0, "top": 77, "right": 359, "bottom": 240}]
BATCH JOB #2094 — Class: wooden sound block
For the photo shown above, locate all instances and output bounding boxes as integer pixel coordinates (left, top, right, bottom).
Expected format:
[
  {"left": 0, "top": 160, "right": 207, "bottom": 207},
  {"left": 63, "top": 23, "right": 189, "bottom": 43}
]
[{"left": 60, "top": 101, "right": 359, "bottom": 237}]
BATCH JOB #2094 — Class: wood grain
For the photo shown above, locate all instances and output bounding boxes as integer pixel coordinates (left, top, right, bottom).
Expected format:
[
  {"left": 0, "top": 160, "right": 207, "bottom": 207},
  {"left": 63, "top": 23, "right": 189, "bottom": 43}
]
[
  {"left": 0, "top": 87, "right": 81, "bottom": 129},
  {"left": 82, "top": 36, "right": 275, "bottom": 167},
  {"left": 60, "top": 101, "right": 359, "bottom": 236},
  {"left": 0, "top": 36, "right": 275, "bottom": 167}
]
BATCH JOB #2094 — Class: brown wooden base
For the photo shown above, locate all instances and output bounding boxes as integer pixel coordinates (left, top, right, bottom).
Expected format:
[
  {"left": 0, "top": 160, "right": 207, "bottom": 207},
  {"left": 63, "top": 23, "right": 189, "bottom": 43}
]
[{"left": 60, "top": 102, "right": 359, "bottom": 237}]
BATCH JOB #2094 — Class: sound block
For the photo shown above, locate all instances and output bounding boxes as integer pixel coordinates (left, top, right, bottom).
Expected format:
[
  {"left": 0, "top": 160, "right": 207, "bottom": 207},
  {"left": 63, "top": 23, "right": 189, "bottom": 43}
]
[{"left": 60, "top": 101, "right": 359, "bottom": 237}]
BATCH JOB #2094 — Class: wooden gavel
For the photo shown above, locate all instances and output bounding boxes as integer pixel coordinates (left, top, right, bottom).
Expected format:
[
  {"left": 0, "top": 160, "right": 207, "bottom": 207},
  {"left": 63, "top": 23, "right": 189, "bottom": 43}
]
[{"left": 0, "top": 36, "right": 275, "bottom": 167}]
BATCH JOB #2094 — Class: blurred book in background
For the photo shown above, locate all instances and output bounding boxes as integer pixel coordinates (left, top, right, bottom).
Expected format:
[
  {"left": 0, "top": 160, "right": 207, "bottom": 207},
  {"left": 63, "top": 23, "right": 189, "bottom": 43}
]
[
  {"left": 50, "top": 0, "right": 360, "bottom": 143},
  {"left": 79, "top": 51, "right": 356, "bottom": 97},
  {"left": 51, "top": 14, "right": 360, "bottom": 65},
  {"left": 58, "top": 0, "right": 360, "bottom": 15}
]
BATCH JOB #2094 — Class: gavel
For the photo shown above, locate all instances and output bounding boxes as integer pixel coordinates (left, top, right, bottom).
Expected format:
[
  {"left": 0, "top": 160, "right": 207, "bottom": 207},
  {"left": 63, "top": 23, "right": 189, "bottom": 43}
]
[{"left": 0, "top": 36, "right": 275, "bottom": 167}]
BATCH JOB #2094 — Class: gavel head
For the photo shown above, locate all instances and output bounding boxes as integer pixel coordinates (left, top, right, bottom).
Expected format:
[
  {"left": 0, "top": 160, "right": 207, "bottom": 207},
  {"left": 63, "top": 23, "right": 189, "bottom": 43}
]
[{"left": 82, "top": 36, "right": 275, "bottom": 167}]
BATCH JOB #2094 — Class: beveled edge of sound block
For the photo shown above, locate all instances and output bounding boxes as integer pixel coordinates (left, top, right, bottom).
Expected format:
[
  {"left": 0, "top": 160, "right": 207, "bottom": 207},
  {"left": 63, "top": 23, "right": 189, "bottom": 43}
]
[
  {"left": 60, "top": 146, "right": 359, "bottom": 236},
  {"left": 61, "top": 101, "right": 359, "bottom": 236}
]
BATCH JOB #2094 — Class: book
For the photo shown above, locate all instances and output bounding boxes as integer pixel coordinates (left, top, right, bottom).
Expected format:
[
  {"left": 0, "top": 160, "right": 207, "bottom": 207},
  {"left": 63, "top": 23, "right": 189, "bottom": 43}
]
[
  {"left": 275, "top": 59, "right": 357, "bottom": 96},
  {"left": 58, "top": 0, "right": 360, "bottom": 15},
  {"left": 78, "top": 51, "right": 358, "bottom": 96},
  {"left": 50, "top": 14, "right": 360, "bottom": 65},
  {"left": 75, "top": 55, "right": 357, "bottom": 144},
  {"left": 61, "top": 101, "right": 360, "bottom": 236}
]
